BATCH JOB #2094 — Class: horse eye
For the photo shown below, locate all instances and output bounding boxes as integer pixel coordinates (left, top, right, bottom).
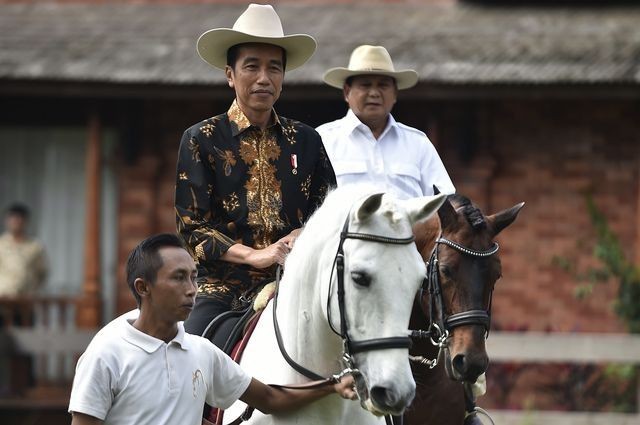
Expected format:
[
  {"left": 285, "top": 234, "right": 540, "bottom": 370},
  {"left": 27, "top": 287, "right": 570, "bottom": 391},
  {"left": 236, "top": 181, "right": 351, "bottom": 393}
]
[
  {"left": 351, "top": 271, "right": 371, "bottom": 287},
  {"left": 440, "top": 265, "right": 453, "bottom": 279}
]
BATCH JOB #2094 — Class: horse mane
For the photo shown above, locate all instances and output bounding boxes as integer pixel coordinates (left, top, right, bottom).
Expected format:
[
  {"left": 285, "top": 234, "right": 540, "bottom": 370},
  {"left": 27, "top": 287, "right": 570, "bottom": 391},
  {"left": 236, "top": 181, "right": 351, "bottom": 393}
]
[
  {"left": 285, "top": 186, "right": 371, "bottom": 274},
  {"left": 287, "top": 185, "right": 407, "bottom": 274},
  {"left": 449, "top": 194, "right": 486, "bottom": 230}
]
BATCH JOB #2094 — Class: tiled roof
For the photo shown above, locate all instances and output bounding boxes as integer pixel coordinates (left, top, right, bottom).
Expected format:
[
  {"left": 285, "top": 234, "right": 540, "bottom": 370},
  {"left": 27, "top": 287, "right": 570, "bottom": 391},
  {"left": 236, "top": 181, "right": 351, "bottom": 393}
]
[{"left": 1, "top": 3, "right": 639, "bottom": 85}]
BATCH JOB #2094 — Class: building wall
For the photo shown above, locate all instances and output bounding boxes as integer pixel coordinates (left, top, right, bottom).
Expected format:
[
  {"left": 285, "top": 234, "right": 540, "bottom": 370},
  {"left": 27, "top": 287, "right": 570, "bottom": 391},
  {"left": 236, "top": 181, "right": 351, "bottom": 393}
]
[
  {"left": 481, "top": 100, "right": 639, "bottom": 333},
  {"left": 115, "top": 93, "right": 639, "bottom": 334}
]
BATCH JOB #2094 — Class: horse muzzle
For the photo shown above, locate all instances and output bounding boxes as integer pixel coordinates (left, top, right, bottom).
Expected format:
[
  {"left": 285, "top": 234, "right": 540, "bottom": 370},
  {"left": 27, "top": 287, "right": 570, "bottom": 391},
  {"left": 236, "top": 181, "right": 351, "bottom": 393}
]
[
  {"left": 443, "top": 344, "right": 488, "bottom": 383},
  {"left": 356, "top": 373, "right": 416, "bottom": 416}
]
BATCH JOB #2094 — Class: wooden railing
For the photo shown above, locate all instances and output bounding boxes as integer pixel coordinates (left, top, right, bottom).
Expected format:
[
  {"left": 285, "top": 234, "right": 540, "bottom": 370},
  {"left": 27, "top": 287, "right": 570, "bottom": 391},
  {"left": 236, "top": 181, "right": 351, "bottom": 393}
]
[
  {"left": 484, "top": 331, "right": 640, "bottom": 425},
  {"left": 0, "top": 296, "right": 96, "bottom": 407}
]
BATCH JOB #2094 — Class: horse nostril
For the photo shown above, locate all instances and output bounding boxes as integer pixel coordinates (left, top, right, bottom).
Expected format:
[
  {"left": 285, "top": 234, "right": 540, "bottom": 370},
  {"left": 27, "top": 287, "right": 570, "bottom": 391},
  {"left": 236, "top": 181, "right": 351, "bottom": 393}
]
[
  {"left": 452, "top": 354, "right": 467, "bottom": 375},
  {"left": 452, "top": 353, "right": 486, "bottom": 382},
  {"left": 370, "top": 386, "right": 402, "bottom": 411}
]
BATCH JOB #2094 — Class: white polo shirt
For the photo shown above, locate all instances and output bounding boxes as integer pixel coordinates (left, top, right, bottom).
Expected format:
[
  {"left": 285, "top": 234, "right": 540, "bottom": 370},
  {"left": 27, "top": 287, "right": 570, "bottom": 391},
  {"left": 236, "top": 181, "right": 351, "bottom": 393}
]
[
  {"left": 317, "top": 109, "right": 455, "bottom": 199},
  {"left": 69, "top": 314, "right": 252, "bottom": 425}
]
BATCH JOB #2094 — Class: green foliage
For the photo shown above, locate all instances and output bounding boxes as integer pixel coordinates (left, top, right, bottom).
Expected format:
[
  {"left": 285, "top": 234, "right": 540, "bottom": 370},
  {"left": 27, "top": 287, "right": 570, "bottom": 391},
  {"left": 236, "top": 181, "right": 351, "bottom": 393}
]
[{"left": 585, "top": 196, "right": 640, "bottom": 333}]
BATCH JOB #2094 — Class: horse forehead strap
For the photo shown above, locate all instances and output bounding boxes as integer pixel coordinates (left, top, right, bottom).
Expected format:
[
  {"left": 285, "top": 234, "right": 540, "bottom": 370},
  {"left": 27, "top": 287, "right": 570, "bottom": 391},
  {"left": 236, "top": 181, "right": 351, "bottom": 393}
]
[
  {"left": 340, "top": 212, "right": 415, "bottom": 245},
  {"left": 436, "top": 237, "right": 499, "bottom": 257}
]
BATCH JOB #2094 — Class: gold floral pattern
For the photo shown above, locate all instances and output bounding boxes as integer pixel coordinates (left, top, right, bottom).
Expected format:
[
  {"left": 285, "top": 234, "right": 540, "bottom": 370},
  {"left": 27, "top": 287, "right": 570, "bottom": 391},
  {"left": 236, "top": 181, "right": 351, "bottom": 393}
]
[
  {"left": 223, "top": 193, "right": 240, "bottom": 213},
  {"left": 227, "top": 100, "right": 251, "bottom": 135},
  {"left": 200, "top": 122, "right": 216, "bottom": 138},
  {"left": 214, "top": 146, "right": 237, "bottom": 177},
  {"left": 179, "top": 172, "right": 188, "bottom": 180},
  {"left": 195, "top": 243, "right": 206, "bottom": 261},
  {"left": 301, "top": 175, "right": 312, "bottom": 200},
  {"left": 188, "top": 138, "right": 201, "bottom": 163},
  {"left": 239, "top": 130, "right": 284, "bottom": 249},
  {"left": 282, "top": 119, "right": 298, "bottom": 145}
]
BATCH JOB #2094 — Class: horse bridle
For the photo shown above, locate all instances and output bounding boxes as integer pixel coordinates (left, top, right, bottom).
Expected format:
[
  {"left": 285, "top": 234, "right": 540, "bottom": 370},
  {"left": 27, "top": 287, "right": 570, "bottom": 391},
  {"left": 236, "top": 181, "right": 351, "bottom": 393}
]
[
  {"left": 273, "top": 212, "right": 416, "bottom": 382},
  {"left": 411, "top": 235, "right": 499, "bottom": 364}
]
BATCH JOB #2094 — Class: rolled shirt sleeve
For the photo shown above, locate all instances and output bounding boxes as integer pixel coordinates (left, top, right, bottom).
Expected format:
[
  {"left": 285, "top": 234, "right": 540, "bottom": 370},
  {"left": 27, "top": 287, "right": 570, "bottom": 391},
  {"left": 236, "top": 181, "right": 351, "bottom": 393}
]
[{"left": 419, "top": 139, "right": 456, "bottom": 196}]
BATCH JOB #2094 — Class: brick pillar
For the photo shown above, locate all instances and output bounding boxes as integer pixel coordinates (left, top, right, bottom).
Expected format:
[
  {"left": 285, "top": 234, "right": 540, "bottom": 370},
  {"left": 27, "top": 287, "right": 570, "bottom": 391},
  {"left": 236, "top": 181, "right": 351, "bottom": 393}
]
[{"left": 77, "top": 112, "right": 102, "bottom": 328}]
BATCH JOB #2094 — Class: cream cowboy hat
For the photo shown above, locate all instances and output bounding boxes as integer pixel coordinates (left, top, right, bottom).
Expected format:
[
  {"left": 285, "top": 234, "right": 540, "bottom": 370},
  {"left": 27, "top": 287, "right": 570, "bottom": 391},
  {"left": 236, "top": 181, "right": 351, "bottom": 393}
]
[
  {"left": 323, "top": 45, "right": 419, "bottom": 90},
  {"left": 197, "top": 3, "right": 316, "bottom": 71}
]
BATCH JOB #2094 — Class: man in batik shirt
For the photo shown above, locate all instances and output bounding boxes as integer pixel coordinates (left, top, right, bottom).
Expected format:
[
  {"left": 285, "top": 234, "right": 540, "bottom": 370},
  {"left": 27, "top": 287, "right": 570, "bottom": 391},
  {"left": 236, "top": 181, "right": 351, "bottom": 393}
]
[{"left": 175, "top": 4, "right": 335, "bottom": 335}]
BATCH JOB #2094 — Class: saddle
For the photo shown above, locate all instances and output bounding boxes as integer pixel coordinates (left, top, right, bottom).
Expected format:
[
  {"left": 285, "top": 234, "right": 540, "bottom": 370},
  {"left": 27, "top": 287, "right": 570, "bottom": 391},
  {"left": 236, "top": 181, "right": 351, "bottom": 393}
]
[
  {"left": 202, "top": 283, "right": 276, "bottom": 425},
  {"left": 202, "top": 302, "right": 256, "bottom": 355}
]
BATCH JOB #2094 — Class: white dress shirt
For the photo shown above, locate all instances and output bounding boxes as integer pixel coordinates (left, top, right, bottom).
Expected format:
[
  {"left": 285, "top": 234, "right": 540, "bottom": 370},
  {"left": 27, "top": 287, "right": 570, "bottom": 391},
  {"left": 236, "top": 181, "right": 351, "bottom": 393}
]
[{"left": 317, "top": 109, "right": 455, "bottom": 200}]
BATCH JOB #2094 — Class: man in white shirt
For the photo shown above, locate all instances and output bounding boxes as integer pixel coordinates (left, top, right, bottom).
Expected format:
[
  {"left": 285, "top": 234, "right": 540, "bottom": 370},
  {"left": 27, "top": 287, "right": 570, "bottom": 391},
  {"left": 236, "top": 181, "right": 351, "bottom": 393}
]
[
  {"left": 317, "top": 45, "right": 455, "bottom": 199},
  {"left": 317, "top": 46, "right": 489, "bottom": 422},
  {"left": 69, "top": 234, "right": 355, "bottom": 425}
]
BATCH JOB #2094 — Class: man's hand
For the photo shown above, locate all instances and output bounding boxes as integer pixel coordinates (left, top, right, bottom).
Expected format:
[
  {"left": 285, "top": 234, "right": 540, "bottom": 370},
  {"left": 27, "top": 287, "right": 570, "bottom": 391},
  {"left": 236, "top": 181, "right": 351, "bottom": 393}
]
[
  {"left": 221, "top": 228, "right": 304, "bottom": 268},
  {"left": 278, "top": 228, "right": 302, "bottom": 249},
  {"left": 245, "top": 241, "right": 290, "bottom": 268},
  {"left": 334, "top": 375, "right": 358, "bottom": 400}
]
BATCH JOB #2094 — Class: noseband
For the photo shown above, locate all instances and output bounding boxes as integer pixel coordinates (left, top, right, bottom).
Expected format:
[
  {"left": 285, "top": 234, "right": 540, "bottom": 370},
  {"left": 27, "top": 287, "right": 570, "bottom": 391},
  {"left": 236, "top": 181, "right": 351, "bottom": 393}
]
[
  {"left": 414, "top": 236, "right": 499, "bottom": 350},
  {"left": 273, "top": 212, "right": 416, "bottom": 382}
]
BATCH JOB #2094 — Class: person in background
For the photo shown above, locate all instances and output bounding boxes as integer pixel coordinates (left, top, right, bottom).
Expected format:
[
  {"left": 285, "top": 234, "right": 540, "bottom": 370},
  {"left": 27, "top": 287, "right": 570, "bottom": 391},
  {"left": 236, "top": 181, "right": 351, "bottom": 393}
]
[
  {"left": 0, "top": 203, "right": 47, "bottom": 297},
  {"left": 316, "top": 45, "right": 455, "bottom": 199},
  {"left": 175, "top": 4, "right": 335, "bottom": 336}
]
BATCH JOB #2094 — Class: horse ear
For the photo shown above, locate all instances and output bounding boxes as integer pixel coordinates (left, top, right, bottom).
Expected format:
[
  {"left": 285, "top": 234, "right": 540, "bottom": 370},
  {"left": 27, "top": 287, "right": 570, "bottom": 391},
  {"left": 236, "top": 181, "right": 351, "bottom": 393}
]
[
  {"left": 437, "top": 196, "right": 457, "bottom": 230},
  {"left": 487, "top": 202, "right": 525, "bottom": 236},
  {"left": 356, "top": 193, "right": 385, "bottom": 222},
  {"left": 403, "top": 193, "right": 447, "bottom": 224}
]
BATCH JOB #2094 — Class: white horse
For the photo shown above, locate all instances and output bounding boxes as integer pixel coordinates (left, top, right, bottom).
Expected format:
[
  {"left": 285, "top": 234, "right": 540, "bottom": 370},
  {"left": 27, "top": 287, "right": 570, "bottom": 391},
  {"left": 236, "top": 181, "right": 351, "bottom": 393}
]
[{"left": 223, "top": 187, "right": 446, "bottom": 425}]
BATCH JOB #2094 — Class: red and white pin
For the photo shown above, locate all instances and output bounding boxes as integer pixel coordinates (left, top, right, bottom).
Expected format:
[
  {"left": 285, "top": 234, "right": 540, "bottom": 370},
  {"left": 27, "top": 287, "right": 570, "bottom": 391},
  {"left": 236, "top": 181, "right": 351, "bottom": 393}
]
[{"left": 290, "top": 153, "right": 298, "bottom": 175}]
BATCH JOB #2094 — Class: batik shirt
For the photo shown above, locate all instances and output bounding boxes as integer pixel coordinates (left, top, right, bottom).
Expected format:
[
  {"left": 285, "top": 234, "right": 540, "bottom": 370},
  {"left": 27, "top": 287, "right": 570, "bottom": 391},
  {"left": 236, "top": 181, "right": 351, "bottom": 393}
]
[{"left": 175, "top": 100, "right": 336, "bottom": 305}]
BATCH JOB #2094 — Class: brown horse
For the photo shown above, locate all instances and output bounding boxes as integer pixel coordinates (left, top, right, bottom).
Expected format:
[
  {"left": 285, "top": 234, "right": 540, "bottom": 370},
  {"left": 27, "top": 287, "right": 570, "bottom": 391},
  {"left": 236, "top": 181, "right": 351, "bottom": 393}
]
[{"left": 403, "top": 194, "right": 524, "bottom": 425}]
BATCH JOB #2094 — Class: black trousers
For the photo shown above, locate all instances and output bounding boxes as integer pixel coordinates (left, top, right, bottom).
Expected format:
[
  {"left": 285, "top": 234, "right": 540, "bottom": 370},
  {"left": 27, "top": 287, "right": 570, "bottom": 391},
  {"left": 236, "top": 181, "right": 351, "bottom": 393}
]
[{"left": 183, "top": 297, "right": 231, "bottom": 336}]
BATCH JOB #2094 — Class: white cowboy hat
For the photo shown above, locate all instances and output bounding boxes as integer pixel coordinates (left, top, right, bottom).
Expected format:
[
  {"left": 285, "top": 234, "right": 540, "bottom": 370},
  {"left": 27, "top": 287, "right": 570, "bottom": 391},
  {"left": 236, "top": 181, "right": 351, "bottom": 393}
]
[
  {"left": 197, "top": 3, "right": 316, "bottom": 71},
  {"left": 323, "top": 45, "right": 419, "bottom": 90}
]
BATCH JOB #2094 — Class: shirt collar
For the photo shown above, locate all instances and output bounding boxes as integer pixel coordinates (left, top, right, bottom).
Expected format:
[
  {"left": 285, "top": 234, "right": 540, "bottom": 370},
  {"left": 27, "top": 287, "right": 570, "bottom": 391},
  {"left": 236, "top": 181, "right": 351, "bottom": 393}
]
[
  {"left": 227, "top": 99, "right": 281, "bottom": 137},
  {"left": 345, "top": 109, "right": 398, "bottom": 139},
  {"left": 122, "top": 320, "right": 189, "bottom": 353}
]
